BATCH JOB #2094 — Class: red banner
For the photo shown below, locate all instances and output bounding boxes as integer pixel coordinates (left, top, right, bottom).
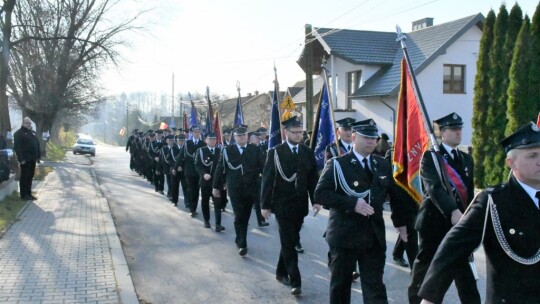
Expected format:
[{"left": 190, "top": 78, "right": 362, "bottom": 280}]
[{"left": 393, "top": 58, "right": 429, "bottom": 204}]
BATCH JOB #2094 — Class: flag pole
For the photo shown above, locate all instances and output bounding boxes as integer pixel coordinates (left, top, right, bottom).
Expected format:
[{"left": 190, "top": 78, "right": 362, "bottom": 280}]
[{"left": 396, "top": 26, "right": 439, "bottom": 152}]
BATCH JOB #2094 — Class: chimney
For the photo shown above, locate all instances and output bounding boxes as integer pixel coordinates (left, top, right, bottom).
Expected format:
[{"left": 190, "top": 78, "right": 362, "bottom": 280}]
[
  {"left": 254, "top": 90, "right": 259, "bottom": 96},
  {"left": 412, "top": 18, "right": 434, "bottom": 31},
  {"left": 247, "top": 92, "right": 252, "bottom": 97}
]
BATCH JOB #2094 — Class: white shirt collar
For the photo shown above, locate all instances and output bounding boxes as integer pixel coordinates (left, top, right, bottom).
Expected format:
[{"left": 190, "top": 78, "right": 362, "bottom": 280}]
[
  {"left": 442, "top": 143, "right": 458, "bottom": 159},
  {"left": 515, "top": 177, "right": 540, "bottom": 209},
  {"left": 352, "top": 150, "right": 370, "bottom": 167},
  {"left": 286, "top": 141, "right": 298, "bottom": 152}
]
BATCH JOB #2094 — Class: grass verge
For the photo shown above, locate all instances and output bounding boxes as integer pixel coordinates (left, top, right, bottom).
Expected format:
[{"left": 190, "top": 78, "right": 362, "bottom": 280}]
[
  {"left": 34, "top": 166, "right": 54, "bottom": 180},
  {"left": 0, "top": 192, "right": 27, "bottom": 233}
]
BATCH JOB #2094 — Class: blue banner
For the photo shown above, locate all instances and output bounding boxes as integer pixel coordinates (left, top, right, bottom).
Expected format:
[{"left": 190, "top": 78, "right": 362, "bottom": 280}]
[
  {"left": 313, "top": 82, "right": 335, "bottom": 170},
  {"left": 268, "top": 88, "right": 282, "bottom": 149}
]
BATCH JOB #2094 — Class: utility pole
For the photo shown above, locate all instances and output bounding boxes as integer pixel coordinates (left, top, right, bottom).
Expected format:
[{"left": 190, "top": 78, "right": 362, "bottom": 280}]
[
  {"left": 171, "top": 73, "right": 174, "bottom": 121},
  {"left": 305, "top": 24, "right": 314, "bottom": 131}
]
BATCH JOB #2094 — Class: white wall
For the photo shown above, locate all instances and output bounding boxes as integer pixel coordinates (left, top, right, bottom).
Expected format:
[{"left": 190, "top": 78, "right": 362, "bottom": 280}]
[{"left": 346, "top": 25, "right": 481, "bottom": 146}]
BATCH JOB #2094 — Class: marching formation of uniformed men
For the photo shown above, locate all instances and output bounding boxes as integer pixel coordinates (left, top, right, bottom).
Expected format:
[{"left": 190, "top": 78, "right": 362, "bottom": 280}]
[{"left": 125, "top": 112, "right": 540, "bottom": 303}]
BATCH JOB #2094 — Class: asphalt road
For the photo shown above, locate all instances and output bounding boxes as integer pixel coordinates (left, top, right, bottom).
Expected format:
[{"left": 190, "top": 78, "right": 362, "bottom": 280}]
[{"left": 89, "top": 143, "right": 487, "bottom": 304}]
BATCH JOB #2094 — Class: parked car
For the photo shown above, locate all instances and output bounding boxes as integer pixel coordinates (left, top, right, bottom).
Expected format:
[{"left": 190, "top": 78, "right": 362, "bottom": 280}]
[{"left": 73, "top": 138, "right": 96, "bottom": 156}]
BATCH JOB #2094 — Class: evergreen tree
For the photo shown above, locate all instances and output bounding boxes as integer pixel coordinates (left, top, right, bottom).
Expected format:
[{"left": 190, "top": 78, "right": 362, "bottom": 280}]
[
  {"left": 506, "top": 16, "right": 531, "bottom": 136},
  {"left": 505, "top": 16, "right": 531, "bottom": 178},
  {"left": 528, "top": 2, "right": 540, "bottom": 118},
  {"left": 472, "top": 10, "right": 496, "bottom": 188},
  {"left": 484, "top": 5, "right": 508, "bottom": 186}
]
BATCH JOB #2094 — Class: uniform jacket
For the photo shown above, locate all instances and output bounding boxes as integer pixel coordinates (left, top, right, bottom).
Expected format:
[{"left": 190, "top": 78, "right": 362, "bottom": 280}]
[
  {"left": 314, "top": 152, "right": 412, "bottom": 248},
  {"left": 13, "top": 126, "right": 41, "bottom": 162},
  {"left": 324, "top": 140, "right": 350, "bottom": 163},
  {"left": 158, "top": 145, "right": 180, "bottom": 174},
  {"left": 415, "top": 145, "right": 474, "bottom": 240},
  {"left": 260, "top": 143, "right": 318, "bottom": 218},
  {"left": 194, "top": 146, "right": 221, "bottom": 187},
  {"left": 420, "top": 175, "right": 540, "bottom": 303},
  {"left": 148, "top": 140, "right": 163, "bottom": 161},
  {"left": 213, "top": 143, "right": 264, "bottom": 198},
  {"left": 177, "top": 139, "right": 206, "bottom": 178}
]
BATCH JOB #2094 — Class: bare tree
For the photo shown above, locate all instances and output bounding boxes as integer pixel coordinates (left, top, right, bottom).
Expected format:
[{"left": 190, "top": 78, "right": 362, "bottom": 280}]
[
  {"left": 0, "top": 0, "right": 16, "bottom": 139},
  {"left": 8, "top": 0, "right": 147, "bottom": 152}
]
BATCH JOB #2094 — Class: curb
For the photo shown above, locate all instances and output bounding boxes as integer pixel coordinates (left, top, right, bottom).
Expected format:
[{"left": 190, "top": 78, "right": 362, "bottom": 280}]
[{"left": 90, "top": 169, "right": 139, "bottom": 304}]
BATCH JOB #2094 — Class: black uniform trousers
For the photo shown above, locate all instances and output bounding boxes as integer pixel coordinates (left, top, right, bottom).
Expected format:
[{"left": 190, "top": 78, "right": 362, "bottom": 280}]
[
  {"left": 200, "top": 179, "right": 213, "bottom": 222},
  {"left": 252, "top": 177, "right": 265, "bottom": 224},
  {"left": 275, "top": 214, "right": 304, "bottom": 288},
  {"left": 408, "top": 234, "right": 480, "bottom": 304},
  {"left": 19, "top": 161, "right": 36, "bottom": 198},
  {"left": 185, "top": 175, "right": 200, "bottom": 212},
  {"left": 170, "top": 173, "right": 186, "bottom": 205},
  {"left": 230, "top": 195, "right": 254, "bottom": 248},
  {"left": 153, "top": 161, "right": 164, "bottom": 192},
  {"left": 328, "top": 228, "right": 387, "bottom": 304},
  {"left": 392, "top": 221, "right": 418, "bottom": 270}
]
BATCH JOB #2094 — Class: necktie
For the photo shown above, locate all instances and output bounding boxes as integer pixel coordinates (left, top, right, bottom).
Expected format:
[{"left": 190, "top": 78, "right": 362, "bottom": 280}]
[
  {"left": 347, "top": 145, "right": 351, "bottom": 152},
  {"left": 240, "top": 146, "right": 245, "bottom": 154},
  {"left": 292, "top": 146, "right": 298, "bottom": 154},
  {"left": 362, "top": 158, "right": 373, "bottom": 181},
  {"left": 194, "top": 141, "right": 198, "bottom": 145},
  {"left": 210, "top": 148, "right": 214, "bottom": 154},
  {"left": 452, "top": 149, "right": 462, "bottom": 167}
]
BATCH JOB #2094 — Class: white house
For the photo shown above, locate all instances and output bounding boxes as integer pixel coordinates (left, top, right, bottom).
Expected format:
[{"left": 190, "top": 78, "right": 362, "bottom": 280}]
[{"left": 297, "top": 14, "right": 485, "bottom": 145}]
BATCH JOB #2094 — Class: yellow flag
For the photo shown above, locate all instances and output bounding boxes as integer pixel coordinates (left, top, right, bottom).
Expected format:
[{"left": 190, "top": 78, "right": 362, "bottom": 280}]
[{"left": 280, "top": 96, "right": 295, "bottom": 110}]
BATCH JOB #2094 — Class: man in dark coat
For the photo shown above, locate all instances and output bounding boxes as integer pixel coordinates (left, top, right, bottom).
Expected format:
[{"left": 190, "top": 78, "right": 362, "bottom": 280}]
[
  {"left": 408, "top": 112, "right": 480, "bottom": 304},
  {"left": 157, "top": 135, "right": 177, "bottom": 200},
  {"left": 419, "top": 121, "right": 540, "bottom": 304},
  {"left": 170, "top": 134, "right": 186, "bottom": 206},
  {"left": 149, "top": 130, "right": 165, "bottom": 194},
  {"left": 324, "top": 117, "right": 355, "bottom": 162},
  {"left": 194, "top": 132, "right": 223, "bottom": 230},
  {"left": 314, "top": 118, "right": 413, "bottom": 304},
  {"left": 13, "top": 117, "right": 41, "bottom": 200},
  {"left": 261, "top": 116, "right": 320, "bottom": 296},
  {"left": 177, "top": 125, "right": 206, "bottom": 216},
  {"left": 213, "top": 125, "right": 265, "bottom": 256}
]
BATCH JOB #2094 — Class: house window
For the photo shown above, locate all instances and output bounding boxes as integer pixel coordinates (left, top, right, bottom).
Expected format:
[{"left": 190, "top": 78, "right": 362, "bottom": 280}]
[
  {"left": 347, "top": 70, "right": 362, "bottom": 109},
  {"left": 443, "top": 64, "right": 465, "bottom": 94}
]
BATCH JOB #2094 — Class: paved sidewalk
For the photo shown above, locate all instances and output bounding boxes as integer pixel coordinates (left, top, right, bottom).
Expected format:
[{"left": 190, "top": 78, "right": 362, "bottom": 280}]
[{"left": 0, "top": 162, "right": 137, "bottom": 304}]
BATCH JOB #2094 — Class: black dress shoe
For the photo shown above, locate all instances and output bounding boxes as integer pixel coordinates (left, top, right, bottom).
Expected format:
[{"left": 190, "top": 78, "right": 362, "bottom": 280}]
[
  {"left": 295, "top": 244, "right": 304, "bottom": 253},
  {"left": 29, "top": 195, "right": 38, "bottom": 200},
  {"left": 393, "top": 257, "right": 409, "bottom": 268},
  {"left": 291, "top": 287, "right": 302, "bottom": 296},
  {"left": 204, "top": 221, "right": 211, "bottom": 228},
  {"left": 352, "top": 271, "right": 360, "bottom": 281},
  {"left": 258, "top": 222, "right": 269, "bottom": 228},
  {"left": 238, "top": 247, "right": 248, "bottom": 256},
  {"left": 189, "top": 212, "right": 196, "bottom": 218},
  {"left": 276, "top": 276, "right": 291, "bottom": 286},
  {"left": 215, "top": 224, "right": 225, "bottom": 232}
]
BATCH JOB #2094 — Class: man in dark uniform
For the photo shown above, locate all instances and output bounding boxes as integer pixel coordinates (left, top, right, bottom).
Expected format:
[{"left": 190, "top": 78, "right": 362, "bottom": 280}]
[
  {"left": 324, "top": 117, "right": 355, "bottom": 162},
  {"left": 158, "top": 135, "right": 177, "bottom": 200},
  {"left": 222, "top": 128, "right": 232, "bottom": 147},
  {"left": 213, "top": 125, "right": 265, "bottom": 256},
  {"left": 249, "top": 131, "right": 268, "bottom": 227},
  {"left": 257, "top": 127, "right": 268, "bottom": 153},
  {"left": 408, "top": 112, "right": 480, "bottom": 304},
  {"left": 194, "top": 132, "right": 223, "bottom": 229},
  {"left": 143, "top": 131, "right": 154, "bottom": 182},
  {"left": 149, "top": 130, "right": 165, "bottom": 194},
  {"left": 170, "top": 134, "right": 186, "bottom": 206},
  {"left": 178, "top": 125, "right": 206, "bottom": 216},
  {"left": 261, "top": 116, "right": 321, "bottom": 296},
  {"left": 314, "top": 118, "right": 413, "bottom": 304},
  {"left": 13, "top": 117, "right": 41, "bottom": 200},
  {"left": 419, "top": 121, "right": 540, "bottom": 304},
  {"left": 126, "top": 129, "right": 139, "bottom": 171}
]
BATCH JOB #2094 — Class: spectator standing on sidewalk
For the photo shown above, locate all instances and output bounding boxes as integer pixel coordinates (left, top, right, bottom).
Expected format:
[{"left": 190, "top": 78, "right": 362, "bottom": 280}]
[{"left": 13, "top": 117, "right": 41, "bottom": 200}]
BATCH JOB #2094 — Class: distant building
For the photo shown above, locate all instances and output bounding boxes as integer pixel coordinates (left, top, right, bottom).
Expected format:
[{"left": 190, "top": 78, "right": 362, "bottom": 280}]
[{"left": 296, "top": 13, "right": 485, "bottom": 145}]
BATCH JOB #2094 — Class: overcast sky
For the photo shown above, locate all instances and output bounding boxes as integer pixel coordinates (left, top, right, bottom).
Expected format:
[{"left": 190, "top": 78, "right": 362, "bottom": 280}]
[{"left": 101, "top": 0, "right": 539, "bottom": 99}]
